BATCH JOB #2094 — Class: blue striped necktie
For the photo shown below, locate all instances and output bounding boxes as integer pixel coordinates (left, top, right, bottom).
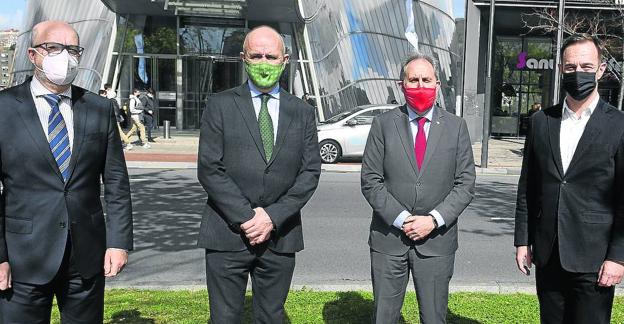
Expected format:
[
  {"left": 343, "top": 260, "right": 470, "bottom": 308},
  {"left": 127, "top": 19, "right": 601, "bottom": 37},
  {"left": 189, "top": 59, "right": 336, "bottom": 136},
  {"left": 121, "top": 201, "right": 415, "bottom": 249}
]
[{"left": 43, "top": 94, "right": 71, "bottom": 182}]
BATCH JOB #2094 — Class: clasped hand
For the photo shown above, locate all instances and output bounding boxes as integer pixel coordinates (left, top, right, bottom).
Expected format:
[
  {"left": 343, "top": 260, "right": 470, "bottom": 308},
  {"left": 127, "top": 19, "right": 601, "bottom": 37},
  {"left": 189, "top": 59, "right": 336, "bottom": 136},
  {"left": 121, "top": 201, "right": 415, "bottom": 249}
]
[
  {"left": 240, "top": 207, "right": 274, "bottom": 245},
  {"left": 402, "top": 215, "right": 435, "bottom": 241}
]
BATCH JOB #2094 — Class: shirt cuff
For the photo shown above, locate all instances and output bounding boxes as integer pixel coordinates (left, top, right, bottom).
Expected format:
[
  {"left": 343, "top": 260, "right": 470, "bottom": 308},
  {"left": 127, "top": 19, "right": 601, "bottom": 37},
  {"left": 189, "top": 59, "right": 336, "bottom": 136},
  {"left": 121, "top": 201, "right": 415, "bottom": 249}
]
[
  {"left": 393, "top": 210, "right": 411, "bottom": 229},
  {"left": 107, "top": 248, "right": 128, "bottom": 253},
  {"left": 429, "top": 209, "right": 445, "bottom": 228}
]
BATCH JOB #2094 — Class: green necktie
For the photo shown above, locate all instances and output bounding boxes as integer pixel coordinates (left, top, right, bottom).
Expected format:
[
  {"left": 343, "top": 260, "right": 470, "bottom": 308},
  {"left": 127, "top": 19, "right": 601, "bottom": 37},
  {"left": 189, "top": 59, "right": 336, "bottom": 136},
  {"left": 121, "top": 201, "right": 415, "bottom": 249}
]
[{"left": 258, "top": 94, "right": 274, "bottom": 160}]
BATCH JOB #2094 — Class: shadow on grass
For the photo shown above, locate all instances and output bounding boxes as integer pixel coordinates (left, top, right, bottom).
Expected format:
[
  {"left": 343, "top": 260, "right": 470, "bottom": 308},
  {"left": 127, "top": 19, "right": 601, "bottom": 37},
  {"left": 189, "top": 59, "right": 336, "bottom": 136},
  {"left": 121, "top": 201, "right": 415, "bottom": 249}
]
[
  {"left": 321, "top": 292, "right": 482, "bottom": 324},
  {"left": 448, "top": 311, "right": 481, "bottom": 324},
  {"left": 237, "top": 295, "right": 293, "bottom": 324},
  {"left": 109, "top": 309, "right": 155, "bottom": 323},
  {"left": 321, "top": 292, "right": 385, "bottom": 323}
]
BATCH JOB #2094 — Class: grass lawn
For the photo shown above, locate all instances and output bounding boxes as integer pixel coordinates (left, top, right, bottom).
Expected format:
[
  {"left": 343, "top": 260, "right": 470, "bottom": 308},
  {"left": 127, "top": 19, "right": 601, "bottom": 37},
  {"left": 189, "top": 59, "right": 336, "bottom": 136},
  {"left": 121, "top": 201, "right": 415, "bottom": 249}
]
[{"left": 48, "top": 290, "right": 624, "bottom": 323}]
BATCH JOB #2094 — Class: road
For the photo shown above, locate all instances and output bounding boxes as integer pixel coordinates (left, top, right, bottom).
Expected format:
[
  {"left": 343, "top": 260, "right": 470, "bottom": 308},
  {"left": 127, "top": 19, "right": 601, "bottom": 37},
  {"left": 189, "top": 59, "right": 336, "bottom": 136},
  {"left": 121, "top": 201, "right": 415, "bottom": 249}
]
[{"left": 107, "top": 169, "right": 531, "bottom": 291}]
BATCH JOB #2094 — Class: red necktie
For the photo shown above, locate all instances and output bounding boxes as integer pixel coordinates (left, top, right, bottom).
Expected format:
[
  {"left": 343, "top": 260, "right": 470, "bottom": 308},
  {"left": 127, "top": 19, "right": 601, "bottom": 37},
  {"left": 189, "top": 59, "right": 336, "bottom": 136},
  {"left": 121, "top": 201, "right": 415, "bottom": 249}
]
[{"left": 414, "top": 117, "right": 428, "bottom": 170}]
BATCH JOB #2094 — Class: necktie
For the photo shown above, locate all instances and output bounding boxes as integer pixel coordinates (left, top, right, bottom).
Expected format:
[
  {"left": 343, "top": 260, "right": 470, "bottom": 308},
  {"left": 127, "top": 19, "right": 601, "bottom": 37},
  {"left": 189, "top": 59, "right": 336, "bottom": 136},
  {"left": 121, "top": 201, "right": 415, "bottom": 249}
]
[
  {"left": 414, "top": 117, "right": 427, "bottom": 170},
  {"left": 258, "top": 94, "right": 274, "bottom": 160},
  {"left": 43, "top": 94, "right": 71, "bottom": 182}
]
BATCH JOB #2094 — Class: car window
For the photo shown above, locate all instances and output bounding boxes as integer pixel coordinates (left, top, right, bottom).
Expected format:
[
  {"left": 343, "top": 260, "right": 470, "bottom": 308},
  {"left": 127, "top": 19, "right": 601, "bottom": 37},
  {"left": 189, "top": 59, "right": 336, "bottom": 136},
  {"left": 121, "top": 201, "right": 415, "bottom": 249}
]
[{"left": 352, "top": 109, "right": 387, "bottom": 125}]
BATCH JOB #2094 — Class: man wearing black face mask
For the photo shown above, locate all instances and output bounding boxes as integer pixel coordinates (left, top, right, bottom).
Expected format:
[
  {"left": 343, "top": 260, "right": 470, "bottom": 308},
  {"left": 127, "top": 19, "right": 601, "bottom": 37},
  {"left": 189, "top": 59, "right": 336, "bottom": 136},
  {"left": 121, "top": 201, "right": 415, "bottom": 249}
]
[{"left": 515, "top": 33, "right": 624, "bottom": 323}]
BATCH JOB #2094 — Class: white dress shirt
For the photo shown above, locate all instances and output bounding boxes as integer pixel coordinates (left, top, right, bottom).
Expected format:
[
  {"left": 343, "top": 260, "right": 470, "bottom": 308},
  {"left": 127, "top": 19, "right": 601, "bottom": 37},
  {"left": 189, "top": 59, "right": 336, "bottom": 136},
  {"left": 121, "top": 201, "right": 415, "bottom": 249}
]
[
  {"left": 560, "top": 96, "right": 599, "bottom": 174},
  {"left": 30, "top": 76, "right": 74, "bottom": 151},
  {"left": 392, "top": 106, "right": 445, "bottom": 229},
  {"left": 249, "top": 81, "right": 280, "bottom": 142}
]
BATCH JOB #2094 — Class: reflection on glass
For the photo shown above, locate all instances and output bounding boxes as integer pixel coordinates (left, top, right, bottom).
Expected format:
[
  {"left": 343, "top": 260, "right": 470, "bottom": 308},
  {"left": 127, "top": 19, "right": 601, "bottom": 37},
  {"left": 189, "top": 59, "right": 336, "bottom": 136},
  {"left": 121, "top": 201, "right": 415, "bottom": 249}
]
[{"left": 179, "top": 26, "right": 245, "bottom": 56}]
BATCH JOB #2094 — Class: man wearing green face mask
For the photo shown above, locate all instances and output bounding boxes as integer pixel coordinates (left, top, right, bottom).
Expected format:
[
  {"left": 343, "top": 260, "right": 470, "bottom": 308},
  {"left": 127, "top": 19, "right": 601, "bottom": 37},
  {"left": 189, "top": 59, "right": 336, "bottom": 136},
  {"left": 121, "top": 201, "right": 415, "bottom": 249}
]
[{"left": 197, "top": 26, "right": 321, "bottom": 324}]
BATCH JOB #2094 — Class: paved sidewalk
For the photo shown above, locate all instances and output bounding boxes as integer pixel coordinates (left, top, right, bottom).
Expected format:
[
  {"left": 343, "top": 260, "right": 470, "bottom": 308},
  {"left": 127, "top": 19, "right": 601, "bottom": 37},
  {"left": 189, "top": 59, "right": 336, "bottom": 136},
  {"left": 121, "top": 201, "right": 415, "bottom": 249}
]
[{"left": 124, "top": 130, "right": 525, "bottom": 174}]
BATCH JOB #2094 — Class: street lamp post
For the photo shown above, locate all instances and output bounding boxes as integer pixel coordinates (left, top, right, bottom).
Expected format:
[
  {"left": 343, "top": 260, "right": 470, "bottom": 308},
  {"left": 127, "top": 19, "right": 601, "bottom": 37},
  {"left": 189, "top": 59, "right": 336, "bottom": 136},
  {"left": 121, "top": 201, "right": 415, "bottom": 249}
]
[
  {"left": 481, "top": 0, "right": 496, "bottom": 169},
  {"left": 553, "top": 0, "right": 566, "bottom": 105}
]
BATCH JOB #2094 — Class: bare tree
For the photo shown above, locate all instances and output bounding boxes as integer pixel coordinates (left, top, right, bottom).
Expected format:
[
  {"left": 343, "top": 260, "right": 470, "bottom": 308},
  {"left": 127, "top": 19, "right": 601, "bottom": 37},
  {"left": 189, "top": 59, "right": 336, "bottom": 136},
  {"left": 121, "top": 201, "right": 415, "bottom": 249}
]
[{"left": 522, "top": 3, "right": 624, "bottom": 110}]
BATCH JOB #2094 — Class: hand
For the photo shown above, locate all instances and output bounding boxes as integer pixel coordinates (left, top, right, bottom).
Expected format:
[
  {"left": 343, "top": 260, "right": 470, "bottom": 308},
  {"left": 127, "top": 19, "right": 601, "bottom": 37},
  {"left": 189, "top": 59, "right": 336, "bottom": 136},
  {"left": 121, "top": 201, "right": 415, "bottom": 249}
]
[
  {"left": 598, "top": 260, "right": 624, "bottom": 287},
  {"left": 0, "top": 262, "right": 11, "bottom": 290},
  {"left": 104, "top": 249, "right": 128, "bottom": 278},
  {"left": 240, "top": 208, "right": 274, "bottom": 245},
  {"left": 516, "top": 246, "right": 532, "bottom": 275},
  {"left": 403, "top": 215, "right": 435, "bottom": 241}
]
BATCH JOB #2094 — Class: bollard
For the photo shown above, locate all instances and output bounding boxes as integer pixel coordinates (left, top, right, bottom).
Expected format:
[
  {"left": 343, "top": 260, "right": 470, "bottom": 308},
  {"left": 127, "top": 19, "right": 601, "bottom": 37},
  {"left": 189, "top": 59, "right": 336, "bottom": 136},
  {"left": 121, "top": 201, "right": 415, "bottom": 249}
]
[{"left": 163, "top": 120, "right": 171, "bottom": 139}]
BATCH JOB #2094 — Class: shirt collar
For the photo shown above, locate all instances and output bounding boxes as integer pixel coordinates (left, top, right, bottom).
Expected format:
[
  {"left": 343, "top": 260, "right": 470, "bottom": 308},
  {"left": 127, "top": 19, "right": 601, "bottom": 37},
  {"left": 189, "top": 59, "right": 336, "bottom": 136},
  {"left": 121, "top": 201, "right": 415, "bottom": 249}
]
[
  {"left": 407, "top": 105, "right": 434, "bottom": 122},
  {"left": 562, "top": 95, "right": 599, "bottom": 121},
  {"left": 30, "top": 75, "right": 72, "bottom": 100},
  {"left": 248, "top": 80, "right": 280, "bottom": 99}
]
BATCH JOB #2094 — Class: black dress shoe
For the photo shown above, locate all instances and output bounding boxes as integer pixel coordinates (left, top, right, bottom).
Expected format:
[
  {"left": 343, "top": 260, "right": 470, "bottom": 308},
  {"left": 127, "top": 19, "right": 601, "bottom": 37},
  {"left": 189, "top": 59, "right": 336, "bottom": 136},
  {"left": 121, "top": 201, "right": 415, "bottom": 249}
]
[{"left": 148, "top": 138, "right": 156, "bottom": 143}]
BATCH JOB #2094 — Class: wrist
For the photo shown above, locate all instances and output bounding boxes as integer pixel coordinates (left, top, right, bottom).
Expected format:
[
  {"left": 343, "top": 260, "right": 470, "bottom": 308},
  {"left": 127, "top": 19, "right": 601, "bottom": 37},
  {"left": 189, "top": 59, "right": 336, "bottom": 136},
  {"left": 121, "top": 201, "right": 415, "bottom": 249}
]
[{"left": 429, "top": 215, "right": 438, "bottom": 228}]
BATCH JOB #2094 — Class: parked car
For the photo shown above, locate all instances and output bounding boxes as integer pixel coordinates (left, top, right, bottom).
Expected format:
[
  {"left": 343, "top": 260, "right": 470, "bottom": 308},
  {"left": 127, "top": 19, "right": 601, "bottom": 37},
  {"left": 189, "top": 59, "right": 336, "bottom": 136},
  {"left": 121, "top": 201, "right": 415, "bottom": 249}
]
[{"left": 317, "top": 104, "right": 398, "bottom": 163}]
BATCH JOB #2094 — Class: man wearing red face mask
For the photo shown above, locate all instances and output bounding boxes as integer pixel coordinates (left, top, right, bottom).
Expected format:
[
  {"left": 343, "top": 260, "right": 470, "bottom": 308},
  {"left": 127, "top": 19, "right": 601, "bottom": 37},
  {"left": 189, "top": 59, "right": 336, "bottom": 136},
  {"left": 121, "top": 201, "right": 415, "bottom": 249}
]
[{"left": 361, "top": 53, "right": 475, "bottom": 324}]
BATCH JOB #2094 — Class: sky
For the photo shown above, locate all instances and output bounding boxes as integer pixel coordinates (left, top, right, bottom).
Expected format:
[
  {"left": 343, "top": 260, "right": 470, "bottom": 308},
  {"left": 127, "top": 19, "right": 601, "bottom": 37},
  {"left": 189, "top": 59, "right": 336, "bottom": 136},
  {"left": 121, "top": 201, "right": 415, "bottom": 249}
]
[
  {"left": 0, "top": 0, "right": 26, "bottom": 30},
  {"left": 0, "top": 0, "right": 465, "bottom": 30},
  {"left": 454, "top": 0, "right": 466, "bottom": 18}
]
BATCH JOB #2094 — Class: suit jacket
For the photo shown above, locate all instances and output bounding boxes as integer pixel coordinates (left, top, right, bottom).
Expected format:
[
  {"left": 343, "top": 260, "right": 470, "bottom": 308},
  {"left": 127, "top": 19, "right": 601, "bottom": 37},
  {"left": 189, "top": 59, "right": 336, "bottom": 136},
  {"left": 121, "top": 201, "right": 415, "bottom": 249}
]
[
  {"left": 361, "top": 105, "right": 475, "bottom": 257},
  {"left": 0, "top": 79, "right": 132, "bottom": 285},
  {"left": 515, "top": 99, "right": 624, "bottom": 272},
  {"left": 197, "top": 83, "right": 321, "bottom": 253}
]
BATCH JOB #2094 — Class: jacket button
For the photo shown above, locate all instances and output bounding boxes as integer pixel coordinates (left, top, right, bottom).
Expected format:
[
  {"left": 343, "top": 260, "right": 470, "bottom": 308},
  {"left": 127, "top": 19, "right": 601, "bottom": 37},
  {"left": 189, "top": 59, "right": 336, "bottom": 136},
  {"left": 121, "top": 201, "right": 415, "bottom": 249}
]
[
  {"left": 59, "top": 221, "right": 66, "bottom": 228},
  {"left": 265, "top": 169, "right": 270, "bottom": 174},
  {"left": 562, "top": 180, "right": 567, "bottom": 184},
  {"left": 416, "top": 182, "right": 421, "bottom": 186}
]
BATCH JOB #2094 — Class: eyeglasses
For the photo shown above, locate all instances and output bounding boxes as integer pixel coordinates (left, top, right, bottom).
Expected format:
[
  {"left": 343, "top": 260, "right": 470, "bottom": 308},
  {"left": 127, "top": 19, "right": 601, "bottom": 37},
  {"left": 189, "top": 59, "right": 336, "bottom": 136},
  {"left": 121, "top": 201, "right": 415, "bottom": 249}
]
[{"left": 33, "top": 42, "right": 84, "bottom": 57}]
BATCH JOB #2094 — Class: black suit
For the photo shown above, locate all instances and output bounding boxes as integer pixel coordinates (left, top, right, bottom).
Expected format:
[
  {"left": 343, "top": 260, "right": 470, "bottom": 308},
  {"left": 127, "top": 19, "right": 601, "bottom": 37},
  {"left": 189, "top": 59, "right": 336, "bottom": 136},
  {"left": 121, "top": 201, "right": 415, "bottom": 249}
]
[
  {"left": 515, "top": 99, "right": 624, "bottom": 323},
  {"left": 197, "top": 83, "right": 320, "bottom": 323},
  {"left": 0, "top": 79, "right": 133, "bottom": 322}
]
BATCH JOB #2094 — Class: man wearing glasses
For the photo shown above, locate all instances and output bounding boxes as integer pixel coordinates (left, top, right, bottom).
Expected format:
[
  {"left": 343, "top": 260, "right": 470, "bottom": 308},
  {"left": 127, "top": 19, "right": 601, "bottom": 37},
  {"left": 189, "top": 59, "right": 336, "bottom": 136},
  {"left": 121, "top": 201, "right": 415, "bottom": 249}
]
[{"left": 0, "top": 20, "right": 132, "bottom": 322}]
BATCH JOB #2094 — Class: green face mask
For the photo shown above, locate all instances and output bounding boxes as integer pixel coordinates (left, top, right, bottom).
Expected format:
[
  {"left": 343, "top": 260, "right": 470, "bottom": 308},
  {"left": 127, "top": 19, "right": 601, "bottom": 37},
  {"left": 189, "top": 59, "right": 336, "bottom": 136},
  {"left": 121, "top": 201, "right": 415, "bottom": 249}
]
[{"left": 245, "top": 61, "right": 285, "bottom": 89}]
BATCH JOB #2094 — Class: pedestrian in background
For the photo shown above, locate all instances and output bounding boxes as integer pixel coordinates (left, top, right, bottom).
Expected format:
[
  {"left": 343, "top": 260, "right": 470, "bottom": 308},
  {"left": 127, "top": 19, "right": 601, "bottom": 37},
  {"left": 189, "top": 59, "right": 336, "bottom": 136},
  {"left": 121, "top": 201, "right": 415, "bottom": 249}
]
[
  {"left": 140, "top": 87, "right": 156, "bottom": 143},
  {"left": 125, "top": 88, "right": 150, "bottom": 148}
]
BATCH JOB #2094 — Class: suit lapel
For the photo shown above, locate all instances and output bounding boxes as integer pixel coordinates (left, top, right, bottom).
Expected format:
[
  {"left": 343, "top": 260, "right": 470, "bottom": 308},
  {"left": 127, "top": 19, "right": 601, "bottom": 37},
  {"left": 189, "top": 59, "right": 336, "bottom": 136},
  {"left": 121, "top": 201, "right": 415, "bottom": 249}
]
[
  {"left": 546, "top": 106, "right": 564, "bottom": 179},
  {"left": 232, "top": 84, "right": 267, "bottom": 162},
  {"left": 267, "top": 90, "right": 293, "bottom": 166},
  {"left": 64, "top": 86, "right": 88, "bottom": 186},
  {"left": 566, "top": 100, "right": 606, "bottom": 173},
  {"left": 393, "top": 106, "right": 419, "bottom": 176},
  {"left": 417, "top": 107, "right": 444, "bottom": 181},
  {"left": 14, "top": 80, "right": 64, "bottom": 182}
]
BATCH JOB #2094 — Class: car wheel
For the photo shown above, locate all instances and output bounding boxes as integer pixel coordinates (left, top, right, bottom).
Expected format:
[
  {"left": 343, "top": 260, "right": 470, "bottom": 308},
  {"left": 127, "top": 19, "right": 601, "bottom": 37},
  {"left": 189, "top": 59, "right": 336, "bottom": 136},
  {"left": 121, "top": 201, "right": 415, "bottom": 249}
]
[{"left": 319, "top": 140, "right": 341, "bottom": 164}]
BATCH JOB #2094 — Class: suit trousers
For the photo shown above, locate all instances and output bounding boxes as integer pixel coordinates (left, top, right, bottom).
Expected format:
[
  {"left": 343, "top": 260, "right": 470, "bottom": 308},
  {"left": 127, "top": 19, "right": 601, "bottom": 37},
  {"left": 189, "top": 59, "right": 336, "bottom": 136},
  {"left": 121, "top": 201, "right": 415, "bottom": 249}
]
[
  {"left": 536, "top": 243, "right": 614, "bottom": 324},
  {"left": 0, "top": 236, "right": 105, "bottom": 324},
  {"left": 371, "top": 248, "right": 455, "bottom": 324},
  {"left": 205, "top": 245, "right": 295, "bottom": 324}
]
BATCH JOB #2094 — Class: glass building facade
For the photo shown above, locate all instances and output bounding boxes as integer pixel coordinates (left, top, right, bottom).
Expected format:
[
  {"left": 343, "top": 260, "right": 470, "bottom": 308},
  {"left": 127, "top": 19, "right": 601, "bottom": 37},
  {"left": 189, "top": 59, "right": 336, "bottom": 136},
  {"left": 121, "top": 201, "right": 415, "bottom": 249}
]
[
  {"left": 12, "top": 0, "right": 116, "bottom": 92},
  {"left": 464, "top": 0, "right": 623, "bottom": 140},
  {"left": 11, "top": 0, "right": 466, "bottom": 129},
  {"left": 298, "top": 0, "right": 464, "bottom": 120}
]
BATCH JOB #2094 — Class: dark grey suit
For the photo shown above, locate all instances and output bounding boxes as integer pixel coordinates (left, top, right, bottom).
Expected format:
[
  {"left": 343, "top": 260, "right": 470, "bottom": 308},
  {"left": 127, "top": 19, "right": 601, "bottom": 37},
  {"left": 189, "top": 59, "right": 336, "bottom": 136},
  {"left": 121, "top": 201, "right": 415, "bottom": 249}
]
[
  {"left": 361, "top": 105, "right": 475, "bottom": 324},
  {"left": 197, "top": 83, "right": 320, "bottom": 323},
  {"left": 0, "top": 79, "right": 133, "bottom": 322},
  {"left": 515, "top": 100, "right": 624, "bottom": 323}
]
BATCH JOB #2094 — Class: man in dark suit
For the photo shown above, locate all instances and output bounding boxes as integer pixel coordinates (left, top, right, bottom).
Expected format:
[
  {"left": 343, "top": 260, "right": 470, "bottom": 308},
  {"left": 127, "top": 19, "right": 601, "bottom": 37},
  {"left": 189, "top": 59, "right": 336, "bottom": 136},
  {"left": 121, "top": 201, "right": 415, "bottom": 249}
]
[
  {"left": 361, "top": 53, "right": 475, "bottom": 324},
  {"left": 0, "top": 21, "right": 132, "bottom": 323},
  {"left": 515, "top": 34, "right": 624, "bottom": 323},
  {"left": 197, "top": 25, "right": 320, "bottom": 323}
]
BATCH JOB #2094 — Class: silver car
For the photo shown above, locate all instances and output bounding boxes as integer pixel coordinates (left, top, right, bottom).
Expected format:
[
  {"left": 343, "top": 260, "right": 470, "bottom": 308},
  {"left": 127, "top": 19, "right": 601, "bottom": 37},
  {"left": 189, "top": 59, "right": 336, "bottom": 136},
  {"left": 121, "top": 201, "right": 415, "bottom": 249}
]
[{"left": 317, "top": 104, "right": 398, "bottom": 163}]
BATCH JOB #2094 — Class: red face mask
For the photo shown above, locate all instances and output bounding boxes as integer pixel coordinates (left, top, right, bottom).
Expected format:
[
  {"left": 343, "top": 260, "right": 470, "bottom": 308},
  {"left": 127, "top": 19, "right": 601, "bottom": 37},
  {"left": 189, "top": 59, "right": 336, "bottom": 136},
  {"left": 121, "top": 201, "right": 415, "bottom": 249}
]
[{"left": 402, "top": 85, "right": 436, "bottom": 113}]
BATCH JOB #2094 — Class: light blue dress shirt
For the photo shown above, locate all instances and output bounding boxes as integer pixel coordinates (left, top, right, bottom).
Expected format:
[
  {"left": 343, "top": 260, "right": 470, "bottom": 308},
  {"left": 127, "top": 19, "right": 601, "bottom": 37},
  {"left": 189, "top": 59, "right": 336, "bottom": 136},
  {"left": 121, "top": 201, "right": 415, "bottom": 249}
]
[{"left": 248, "top": 81, "right": 280, "bottom": 143}]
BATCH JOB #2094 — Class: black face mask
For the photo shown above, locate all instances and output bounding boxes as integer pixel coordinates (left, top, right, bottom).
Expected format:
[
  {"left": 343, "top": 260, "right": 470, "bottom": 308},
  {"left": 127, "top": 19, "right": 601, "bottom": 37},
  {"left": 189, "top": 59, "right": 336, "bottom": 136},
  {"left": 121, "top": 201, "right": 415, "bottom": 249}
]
[{"left": 562, "top": 71, "right": 597, "bottom": 101}]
